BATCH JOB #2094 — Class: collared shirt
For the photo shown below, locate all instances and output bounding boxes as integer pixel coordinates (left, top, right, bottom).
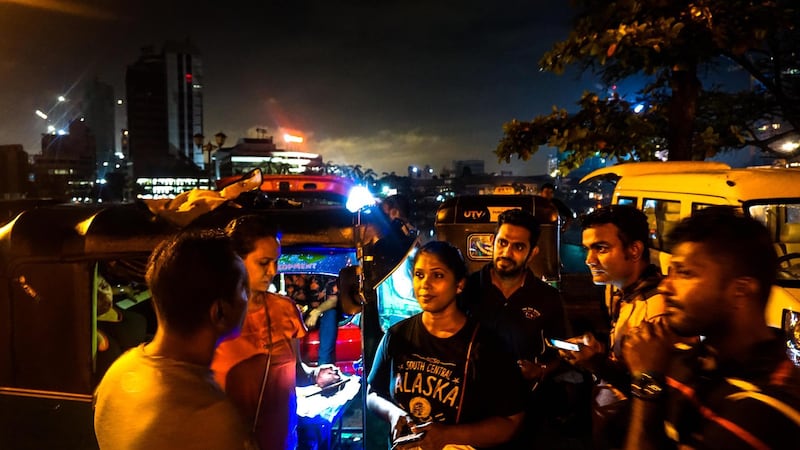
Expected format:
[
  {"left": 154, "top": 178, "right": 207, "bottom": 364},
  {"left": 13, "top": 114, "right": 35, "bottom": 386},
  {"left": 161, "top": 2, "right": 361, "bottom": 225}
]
[
  {"left": 462, "top": 264, "right": 567, "bottom": 364},
  {"left": 606, "top": 264, "right": 666, "bottom": 361}
]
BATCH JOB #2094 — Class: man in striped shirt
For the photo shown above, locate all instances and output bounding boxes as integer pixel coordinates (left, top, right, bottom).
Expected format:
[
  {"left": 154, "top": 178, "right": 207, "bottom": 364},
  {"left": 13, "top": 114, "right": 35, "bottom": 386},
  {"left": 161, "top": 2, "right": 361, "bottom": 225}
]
[{"left": 622, "top": 206, "right": 800, "bottom": 450}]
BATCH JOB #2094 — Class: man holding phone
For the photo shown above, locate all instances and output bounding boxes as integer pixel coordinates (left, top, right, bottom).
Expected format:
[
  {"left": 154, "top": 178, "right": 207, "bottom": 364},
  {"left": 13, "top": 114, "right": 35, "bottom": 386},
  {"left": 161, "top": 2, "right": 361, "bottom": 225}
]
[{"left": 560, "top": 205, "right": 668, "bottom": 449}]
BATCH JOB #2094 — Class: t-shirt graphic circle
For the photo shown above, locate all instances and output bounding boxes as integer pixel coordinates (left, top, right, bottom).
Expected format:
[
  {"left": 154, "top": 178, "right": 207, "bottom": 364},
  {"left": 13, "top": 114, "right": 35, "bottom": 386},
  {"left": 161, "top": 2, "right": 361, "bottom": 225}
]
[{"left": 409, "top": 396, "right": 433, "bottom": 420}]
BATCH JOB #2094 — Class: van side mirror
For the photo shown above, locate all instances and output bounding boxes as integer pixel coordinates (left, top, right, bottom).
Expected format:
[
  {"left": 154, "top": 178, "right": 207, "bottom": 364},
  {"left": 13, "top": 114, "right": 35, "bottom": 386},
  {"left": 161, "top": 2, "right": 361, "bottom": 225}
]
[{"left": 338, "top": 265, "right": 365, "bottom": 315}]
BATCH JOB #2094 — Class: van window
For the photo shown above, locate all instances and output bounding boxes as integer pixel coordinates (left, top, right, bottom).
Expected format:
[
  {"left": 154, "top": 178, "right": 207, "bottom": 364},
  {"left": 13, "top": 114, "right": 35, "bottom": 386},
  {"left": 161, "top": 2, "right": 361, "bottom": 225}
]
[
  {"left": 748, "top": 203, "right": 800, "bottom": 283},
  {"left": 643, "top": 198, "right": 681, "bottom": 251},
  {"left": 617, "top": 196, "right": 637, "bottom": 206}
]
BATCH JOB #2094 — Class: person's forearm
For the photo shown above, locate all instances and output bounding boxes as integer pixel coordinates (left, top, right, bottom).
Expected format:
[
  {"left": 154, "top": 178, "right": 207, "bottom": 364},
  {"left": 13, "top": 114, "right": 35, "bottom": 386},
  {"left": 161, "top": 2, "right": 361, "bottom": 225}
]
[
  {"left": 443, "top": 413, "right": 524, "bottom": 447},
  {"left": 315, "top": 295, "right": 338, "bottom": 313},
  {"left": 624, "top": 398, "right": 672, "bottom": 450},
  {"left": 366, "top": 391, "right": 405, "bottom": 424}
]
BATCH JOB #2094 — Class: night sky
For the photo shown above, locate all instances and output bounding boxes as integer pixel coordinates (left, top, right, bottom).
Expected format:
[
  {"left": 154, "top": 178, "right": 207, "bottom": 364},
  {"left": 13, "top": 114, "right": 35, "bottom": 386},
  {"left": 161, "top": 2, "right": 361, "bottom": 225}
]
[{"left": 0, "top": 0, "right": 599, "bottom": 176}]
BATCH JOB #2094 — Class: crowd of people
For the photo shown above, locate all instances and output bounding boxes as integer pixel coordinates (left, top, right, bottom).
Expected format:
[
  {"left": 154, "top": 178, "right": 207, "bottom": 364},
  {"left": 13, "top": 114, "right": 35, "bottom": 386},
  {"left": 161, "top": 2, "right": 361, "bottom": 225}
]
[{"left": 93, "top": 199, "right": 800, "bottom": 450}]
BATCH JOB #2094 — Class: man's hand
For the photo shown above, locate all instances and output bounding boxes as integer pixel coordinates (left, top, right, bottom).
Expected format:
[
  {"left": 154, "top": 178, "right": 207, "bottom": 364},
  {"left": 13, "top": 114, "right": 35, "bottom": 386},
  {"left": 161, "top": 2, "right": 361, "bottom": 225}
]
[
  {"left": 621, "top": 321, "right": 677, "bottom": 376},
  {"left": 401, "top": 421, "right": 445, "bottom": 450},
  {"left": 558, "top": 332, "right": 604, "bottom": 371},
  {"left": 390, "top": 414, "right": 420, "bottom": 443},
  {"left": 314, "top": 364, "right": 342, "bottom": 388}
]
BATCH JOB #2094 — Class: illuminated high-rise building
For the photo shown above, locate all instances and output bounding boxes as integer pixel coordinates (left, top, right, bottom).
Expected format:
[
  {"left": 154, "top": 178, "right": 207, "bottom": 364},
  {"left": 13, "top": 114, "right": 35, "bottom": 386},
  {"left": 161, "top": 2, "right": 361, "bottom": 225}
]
[{"left": 125, "top": 41, "right": 204, "bottom": 182}]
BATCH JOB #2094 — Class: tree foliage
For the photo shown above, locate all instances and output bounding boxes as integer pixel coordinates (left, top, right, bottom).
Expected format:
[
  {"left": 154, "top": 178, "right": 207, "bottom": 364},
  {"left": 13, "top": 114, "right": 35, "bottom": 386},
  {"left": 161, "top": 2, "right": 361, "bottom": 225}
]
[{"left": 497, "top": 0, "right": 800, "bottom": 172}]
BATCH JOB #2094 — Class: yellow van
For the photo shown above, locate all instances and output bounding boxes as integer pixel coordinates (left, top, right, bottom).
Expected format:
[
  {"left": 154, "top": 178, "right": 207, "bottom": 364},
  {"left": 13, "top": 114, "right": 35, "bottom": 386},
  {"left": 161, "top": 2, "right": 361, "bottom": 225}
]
[{"left": 581, "top": 161, "right": 800, "bottom": 350}]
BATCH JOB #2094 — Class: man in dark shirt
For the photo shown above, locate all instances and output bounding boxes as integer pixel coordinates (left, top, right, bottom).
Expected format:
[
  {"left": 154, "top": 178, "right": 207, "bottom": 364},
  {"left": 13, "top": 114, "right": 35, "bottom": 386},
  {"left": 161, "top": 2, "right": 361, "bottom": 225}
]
[
  {"left": 461, "top": 208, "right": 568, "bottom": 447},
  {"left": 623, "top": 207, "right": 800, "bottom": 450},
  {"left": 373, "top": 194, "right": 417, "bottom": 277}
]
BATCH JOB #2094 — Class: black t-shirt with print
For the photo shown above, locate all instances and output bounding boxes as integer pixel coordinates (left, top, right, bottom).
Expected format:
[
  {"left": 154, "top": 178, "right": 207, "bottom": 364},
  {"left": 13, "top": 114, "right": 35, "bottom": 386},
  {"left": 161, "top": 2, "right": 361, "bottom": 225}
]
[{"left": 368, "top": 315, "right": 525, "bottom": 426}]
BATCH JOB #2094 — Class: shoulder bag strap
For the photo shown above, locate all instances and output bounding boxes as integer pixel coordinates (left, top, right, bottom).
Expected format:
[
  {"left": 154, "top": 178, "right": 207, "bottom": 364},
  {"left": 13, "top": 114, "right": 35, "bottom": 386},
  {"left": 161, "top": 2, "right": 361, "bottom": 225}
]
[{"left": 455, "top": 323, "right": 480, "bottom": 425}]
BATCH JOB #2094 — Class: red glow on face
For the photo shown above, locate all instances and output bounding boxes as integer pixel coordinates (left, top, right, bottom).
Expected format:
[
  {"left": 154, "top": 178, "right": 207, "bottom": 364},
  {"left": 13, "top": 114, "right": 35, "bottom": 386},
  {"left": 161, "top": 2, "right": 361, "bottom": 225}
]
[{"left": 185, "top": 73, "right": 193, "bottom": 83}]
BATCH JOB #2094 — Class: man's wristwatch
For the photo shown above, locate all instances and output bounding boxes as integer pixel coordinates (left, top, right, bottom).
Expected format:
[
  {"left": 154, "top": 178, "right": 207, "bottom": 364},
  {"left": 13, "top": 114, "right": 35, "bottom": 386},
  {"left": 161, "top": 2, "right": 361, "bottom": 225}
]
[{"left": 630, "top": 372, "right": 665, "bottom": 401}]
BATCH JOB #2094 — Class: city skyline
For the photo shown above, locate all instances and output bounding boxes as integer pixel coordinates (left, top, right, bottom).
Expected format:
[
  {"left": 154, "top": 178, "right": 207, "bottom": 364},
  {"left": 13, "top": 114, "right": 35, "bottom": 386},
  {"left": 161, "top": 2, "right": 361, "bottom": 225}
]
[{"left": 0, "top": 0, "right": 601, "bottom": 176}]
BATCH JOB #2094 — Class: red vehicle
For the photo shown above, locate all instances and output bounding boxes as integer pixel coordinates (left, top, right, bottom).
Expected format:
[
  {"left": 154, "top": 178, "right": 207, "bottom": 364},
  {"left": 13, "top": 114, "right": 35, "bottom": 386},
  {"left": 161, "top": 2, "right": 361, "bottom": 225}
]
[
  {"left": 302, "top": 322, "right": 362, "bottom": 373},
  {"left": 217, "top": 172, "right": 354, "bottom": 206}
]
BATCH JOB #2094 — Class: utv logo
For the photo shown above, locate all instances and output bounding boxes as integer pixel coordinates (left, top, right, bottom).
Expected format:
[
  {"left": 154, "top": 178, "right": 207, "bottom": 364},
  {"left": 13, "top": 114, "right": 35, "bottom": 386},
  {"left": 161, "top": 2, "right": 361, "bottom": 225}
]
[{"left": 462, "top": 210, "right": 487, "bottom": 220}]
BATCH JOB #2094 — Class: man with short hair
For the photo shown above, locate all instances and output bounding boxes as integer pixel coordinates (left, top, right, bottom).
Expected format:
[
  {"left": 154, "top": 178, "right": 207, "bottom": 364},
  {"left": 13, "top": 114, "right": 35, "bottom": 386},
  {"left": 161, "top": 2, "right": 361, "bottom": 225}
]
[
  {"left": 623, "top": 206, "right": 800, "bottom": 450},
  {"left": 461, "top": 208, "right": 567, "bottom": 448},
  {"left": 94, "top": 230, "right": 256, "bottom": 450},
  {"left": 561, "top": 204, "right": 667, "bottom": 449}
]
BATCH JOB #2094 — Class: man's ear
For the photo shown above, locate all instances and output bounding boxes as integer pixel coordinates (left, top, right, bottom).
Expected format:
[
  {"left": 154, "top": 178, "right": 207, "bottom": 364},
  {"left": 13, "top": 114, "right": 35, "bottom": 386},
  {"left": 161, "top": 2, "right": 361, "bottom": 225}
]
[
  {"left": 733, "top": 277, "right": 759, "bottom": 300},
  {"left": 527, "top": 246, "right": 540, "bottom": 263},
  {"left": 628, "top": 241, "right": 645, "bottom": 262},
  {"left": 210, "top": 300, "right": 227, "bottom": 330}
]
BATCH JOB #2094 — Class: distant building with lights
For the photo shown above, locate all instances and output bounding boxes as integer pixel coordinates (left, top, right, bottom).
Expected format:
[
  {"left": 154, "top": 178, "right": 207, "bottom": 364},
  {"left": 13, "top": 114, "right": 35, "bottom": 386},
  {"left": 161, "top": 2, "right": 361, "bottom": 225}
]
[
  {"left": 215, "top": 136, "right": 324, "bottom": 179},
  {"left": 126, "top": 41, "right": 205, "bottom": 197},
  {"left": 33, "top": 120, "right": 96, "bottom": 201}
]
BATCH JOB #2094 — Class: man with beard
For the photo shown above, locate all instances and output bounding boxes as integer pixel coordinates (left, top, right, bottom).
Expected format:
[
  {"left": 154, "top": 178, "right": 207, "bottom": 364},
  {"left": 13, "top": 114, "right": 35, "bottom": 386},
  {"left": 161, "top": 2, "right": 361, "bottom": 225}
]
[
  {"left": 623, "top": 207, "right": 800, "bottom": 450},
  {"left": 461, "top": 208, "right": 568, "bottom": 448}
]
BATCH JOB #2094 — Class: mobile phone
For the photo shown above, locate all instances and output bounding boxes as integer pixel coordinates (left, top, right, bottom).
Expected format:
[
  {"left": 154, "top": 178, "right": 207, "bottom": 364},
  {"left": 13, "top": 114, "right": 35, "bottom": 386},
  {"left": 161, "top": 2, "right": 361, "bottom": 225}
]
[
  {"left": 546, "top": 338, "right": 581, "bottom": 352},
  {"left": 392, "top": 432, "right": 426, "bottom": 450}
]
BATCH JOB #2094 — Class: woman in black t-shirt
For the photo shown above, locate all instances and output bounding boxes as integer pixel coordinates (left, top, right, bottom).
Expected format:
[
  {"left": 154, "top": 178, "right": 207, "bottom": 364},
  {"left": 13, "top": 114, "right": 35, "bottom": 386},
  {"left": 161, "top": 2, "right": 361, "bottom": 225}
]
[{"left": 367, "top": 241, "right": 526, "bottom": 450}]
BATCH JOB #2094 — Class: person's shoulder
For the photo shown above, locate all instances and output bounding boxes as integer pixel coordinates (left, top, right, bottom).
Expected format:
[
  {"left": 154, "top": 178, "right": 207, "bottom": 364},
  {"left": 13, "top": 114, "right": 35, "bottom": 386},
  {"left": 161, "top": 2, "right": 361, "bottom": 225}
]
[
  {"left": 102, "top": 345, "right": 145, "bottom": 374},
  {"left": 462, "top": 269, "right": 485, "bottom": 301},
  {"left": 388, "top": 314, "right": 419, "bottom": 334},
  {"left": 524, "top": 271, "right": 559, "bottom": 296},
  {"left": 642, "top": 292, "right": 668, "bottom": 321},
  {"left": 383, "top": 315, "right": 421, "bottom": 350},
  {"left": 96, "top": 346, "right": 142, "bottom": 391},
  {"left": 465, "top": 264, "right": 491, "bottom": 288},
  {"left": 267, "top": 291, "right": 299, "bottom": 307},
  {"left": 710, "top": 373, "right": 800, "bottom": 433}
]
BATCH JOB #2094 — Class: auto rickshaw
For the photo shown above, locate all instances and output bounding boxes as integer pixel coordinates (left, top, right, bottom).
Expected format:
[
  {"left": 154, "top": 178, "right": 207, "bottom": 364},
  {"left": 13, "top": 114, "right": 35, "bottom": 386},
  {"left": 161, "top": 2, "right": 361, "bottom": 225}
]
[{"left": 0, "top": 194, "right": 382, "bottom": 449}]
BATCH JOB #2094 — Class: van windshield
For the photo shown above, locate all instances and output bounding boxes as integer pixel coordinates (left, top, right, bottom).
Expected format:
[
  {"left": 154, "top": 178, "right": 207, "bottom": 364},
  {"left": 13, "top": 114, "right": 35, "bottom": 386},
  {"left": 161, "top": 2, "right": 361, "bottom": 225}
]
[{"left": 748, "top": 202, "right": 800, "bottom": 283}]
